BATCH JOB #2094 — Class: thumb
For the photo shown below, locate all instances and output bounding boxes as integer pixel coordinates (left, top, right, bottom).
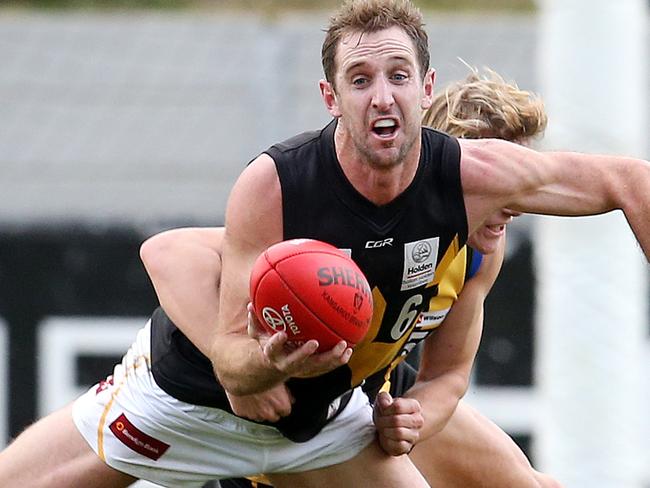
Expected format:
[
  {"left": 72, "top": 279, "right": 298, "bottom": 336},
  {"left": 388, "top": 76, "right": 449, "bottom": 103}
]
[{"left": 376, "top": 391, "right": 393, "bottom": 411}]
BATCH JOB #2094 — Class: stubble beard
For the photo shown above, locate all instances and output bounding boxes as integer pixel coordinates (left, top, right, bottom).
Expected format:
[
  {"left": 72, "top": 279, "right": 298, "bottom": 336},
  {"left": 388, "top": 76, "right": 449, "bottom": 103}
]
[{"left": 355, "top": 126, "right": 418, "bottom": 171}]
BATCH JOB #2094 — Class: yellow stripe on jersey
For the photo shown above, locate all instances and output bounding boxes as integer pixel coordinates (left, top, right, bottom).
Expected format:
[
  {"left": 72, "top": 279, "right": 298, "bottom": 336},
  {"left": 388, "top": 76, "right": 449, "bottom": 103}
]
[
  {"left": 348, "top": 244, "right": 468, "bottom": 387},
  {"left": 431, "top": 234, "right": 463, "bottom": 286},
  {"left": 423, "top": 246, "right": 468, "bottom": 328},
  {"left": 346, "top": 239, "right": 469, "bottom": 388},
  {"left": 347, "top": 288, "right": 413, "bottom": 386}
]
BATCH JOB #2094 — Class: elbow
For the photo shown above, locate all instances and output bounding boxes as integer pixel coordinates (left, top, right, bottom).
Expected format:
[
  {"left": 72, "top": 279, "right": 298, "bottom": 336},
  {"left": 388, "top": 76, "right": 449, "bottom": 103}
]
[
  {"left": 140, "top": 228, "right": 203, "bottom": 281},
  {"left": 456, "top": 371, "right": 473, "bottom": 401},
  {"left": 140, "top": 231, "right": 172, "bottom": 278}
]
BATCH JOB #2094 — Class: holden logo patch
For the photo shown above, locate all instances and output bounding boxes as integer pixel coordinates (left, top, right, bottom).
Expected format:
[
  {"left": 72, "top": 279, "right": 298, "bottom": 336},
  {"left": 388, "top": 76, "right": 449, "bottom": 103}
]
[
  {"left": 401, "top": 237, "right": 439, "bottom": 291},
  {"left": 411, "top": 241, "right": 432, "bottom": 263}
]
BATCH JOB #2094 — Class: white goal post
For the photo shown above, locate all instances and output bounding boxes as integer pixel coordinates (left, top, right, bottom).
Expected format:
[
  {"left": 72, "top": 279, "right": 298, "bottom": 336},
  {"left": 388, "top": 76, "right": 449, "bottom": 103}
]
[{"left": 535, "top": 1, "right": 649, "bottom": 487}]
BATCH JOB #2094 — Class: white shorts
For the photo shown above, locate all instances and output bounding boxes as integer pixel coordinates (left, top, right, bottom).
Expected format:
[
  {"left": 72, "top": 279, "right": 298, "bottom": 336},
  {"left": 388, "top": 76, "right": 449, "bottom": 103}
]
[{"left": 72, "top": 321, "right": 376, "bottom": 488}]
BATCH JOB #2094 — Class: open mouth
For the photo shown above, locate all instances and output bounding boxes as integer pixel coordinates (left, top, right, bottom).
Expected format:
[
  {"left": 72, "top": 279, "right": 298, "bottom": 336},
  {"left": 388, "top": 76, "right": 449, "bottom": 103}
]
[
  {"left": 485, "top": 224, "right": 506, "bottom": 236},
  {"left": 372, "top": 119, "right": 398, "bottom": 138}
]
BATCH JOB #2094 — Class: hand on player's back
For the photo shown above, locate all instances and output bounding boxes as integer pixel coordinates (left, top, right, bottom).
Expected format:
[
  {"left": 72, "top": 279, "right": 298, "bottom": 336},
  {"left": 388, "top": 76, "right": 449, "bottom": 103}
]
[{"left": 226, "top": 384, "right": 294, "bottom": 422}]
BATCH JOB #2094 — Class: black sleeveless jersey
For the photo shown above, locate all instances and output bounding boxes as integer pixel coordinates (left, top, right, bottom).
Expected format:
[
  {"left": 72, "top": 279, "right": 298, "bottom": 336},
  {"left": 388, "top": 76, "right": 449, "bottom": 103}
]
[{"left": 150, "top": 119, "right": 468, "bottom": 442}]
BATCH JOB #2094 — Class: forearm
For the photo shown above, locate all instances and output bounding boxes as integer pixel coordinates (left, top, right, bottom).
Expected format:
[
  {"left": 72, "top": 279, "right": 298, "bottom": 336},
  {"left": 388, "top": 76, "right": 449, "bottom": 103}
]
[
  {"left": 404, "top": 371, "right": 468, "bottom": 441},
  {"left": 211, "top": 332, "right": 288, "bottom": 395}
]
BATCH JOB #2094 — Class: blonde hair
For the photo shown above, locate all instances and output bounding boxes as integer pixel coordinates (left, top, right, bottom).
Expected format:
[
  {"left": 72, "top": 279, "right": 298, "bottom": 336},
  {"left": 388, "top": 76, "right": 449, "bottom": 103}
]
[
  {"left": 322, "top": 0, "right": 429, "bottom": 87},
  {"left": 424, "top": 68, "right": 547, "bottom": 142}
]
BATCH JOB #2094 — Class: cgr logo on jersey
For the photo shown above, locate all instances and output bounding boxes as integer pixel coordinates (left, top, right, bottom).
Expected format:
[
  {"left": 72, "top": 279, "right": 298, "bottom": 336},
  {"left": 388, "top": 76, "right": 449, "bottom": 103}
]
[
  {"left": 401, "top": 237, "right": 439, "bottom": 291},
  {"left": 365, "top": 238, "right": 393, "bottom": 248}
]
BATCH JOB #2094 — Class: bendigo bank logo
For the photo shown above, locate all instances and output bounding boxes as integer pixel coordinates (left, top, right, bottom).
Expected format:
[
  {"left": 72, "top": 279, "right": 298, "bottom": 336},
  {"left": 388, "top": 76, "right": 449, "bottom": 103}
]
[{"left": 109, "top": 413, "right": 170, "bottom": 461}]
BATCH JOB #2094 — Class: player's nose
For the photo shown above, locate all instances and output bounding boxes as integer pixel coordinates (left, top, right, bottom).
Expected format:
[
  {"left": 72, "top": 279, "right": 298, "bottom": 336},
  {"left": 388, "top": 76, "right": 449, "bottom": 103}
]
[{"left": 371, "top": 76, "right": 395, "bottom": 111}]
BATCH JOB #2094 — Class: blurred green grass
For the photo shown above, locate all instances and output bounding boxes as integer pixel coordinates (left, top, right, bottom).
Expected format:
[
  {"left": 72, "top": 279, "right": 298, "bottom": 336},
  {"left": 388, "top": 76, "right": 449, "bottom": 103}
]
[{"left": 1, "top": 0, "right": 536, "bottom": 12}]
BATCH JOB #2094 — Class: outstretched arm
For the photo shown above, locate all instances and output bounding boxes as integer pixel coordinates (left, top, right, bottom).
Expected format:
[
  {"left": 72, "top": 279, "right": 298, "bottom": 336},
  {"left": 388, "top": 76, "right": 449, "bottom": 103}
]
[{"left": 460, "top": 139, "right": 650, "bottom": 260}]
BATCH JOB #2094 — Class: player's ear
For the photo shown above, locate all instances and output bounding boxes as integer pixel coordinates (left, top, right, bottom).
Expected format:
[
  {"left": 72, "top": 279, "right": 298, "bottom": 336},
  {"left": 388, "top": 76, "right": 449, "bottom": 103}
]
[
  {"left": 420, "top": 68, "right": 435, "bottom": 110},
  {"left": 320, "top": 79, "right": 342, "bottom": 117}
]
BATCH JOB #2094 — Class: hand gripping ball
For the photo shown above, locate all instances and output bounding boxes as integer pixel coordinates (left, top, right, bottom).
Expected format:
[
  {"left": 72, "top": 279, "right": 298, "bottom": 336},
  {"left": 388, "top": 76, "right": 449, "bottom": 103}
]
[{"left": 249, "top": 239, "right": 373, "bottom": 352}]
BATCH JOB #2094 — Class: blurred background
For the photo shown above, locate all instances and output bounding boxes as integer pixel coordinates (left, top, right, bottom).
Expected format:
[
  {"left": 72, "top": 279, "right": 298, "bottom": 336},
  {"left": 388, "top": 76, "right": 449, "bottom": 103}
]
[{"left": 0, "top": 0, "right": 648, "bottom": 487}]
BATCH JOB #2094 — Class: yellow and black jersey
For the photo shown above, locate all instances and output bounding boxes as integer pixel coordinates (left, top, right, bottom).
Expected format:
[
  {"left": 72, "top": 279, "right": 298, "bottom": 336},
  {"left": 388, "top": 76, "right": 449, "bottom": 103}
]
[
  {"left": 268, "top": 119, "right": 467, "bottom": 440},
  {"left": 359, "top": 245, "right": 482, "bottom": 397},
  {"left": 150, "top": 120, "right": 468, "bottom": 442}
]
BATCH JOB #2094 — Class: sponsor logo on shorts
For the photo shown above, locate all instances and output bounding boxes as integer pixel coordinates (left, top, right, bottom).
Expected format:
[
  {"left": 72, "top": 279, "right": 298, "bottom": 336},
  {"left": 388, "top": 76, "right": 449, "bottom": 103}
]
[
  {"left": 109, "top": 413, "right": 170, "bottom": 461},
  {"left": 401, "top": 238, "right": 439, "bottom": 291},
  {"left": 95, "top": 375, "right": 114, "bottom": 395}
]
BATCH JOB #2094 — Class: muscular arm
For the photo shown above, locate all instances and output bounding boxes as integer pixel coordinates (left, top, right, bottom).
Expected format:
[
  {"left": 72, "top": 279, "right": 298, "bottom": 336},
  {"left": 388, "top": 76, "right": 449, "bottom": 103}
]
[
  {"left": 140, "top": 227, "right": 224, "bottom": 357},
  {"left": 141, "top": 223, "right": 295, "bottom": 420},
  {"left": 210, "top": 154, "right": 287, "bottom": 395},
  {"left": 461, "top": 139, "right": 650, "bottom": 260},
  {"left": 404, "top": 239, "right": 505, "bottom": 442}
]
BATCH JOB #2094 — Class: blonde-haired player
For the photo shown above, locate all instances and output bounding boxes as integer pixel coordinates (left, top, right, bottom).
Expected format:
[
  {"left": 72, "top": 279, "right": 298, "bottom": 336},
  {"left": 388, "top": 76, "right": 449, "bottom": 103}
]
[{"left": 3, "top": 0, "right": 647, "bottom": 484}]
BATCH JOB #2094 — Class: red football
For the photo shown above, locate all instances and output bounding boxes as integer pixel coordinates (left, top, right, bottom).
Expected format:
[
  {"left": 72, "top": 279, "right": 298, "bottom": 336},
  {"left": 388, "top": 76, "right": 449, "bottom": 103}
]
[{"left": 250, "top": 239, "right": 373, "bottom": 352}]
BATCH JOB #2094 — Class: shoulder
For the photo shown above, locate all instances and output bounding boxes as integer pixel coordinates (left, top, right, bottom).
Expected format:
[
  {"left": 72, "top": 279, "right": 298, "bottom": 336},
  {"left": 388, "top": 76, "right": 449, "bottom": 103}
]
[
  {"left": 421, "top": 127, "right": 458, "bottom": 151},
  {"left": 237, "top": 153, "right": 279, "bottom": 191},
  {"left": 266, "top": 122, "right": 335, "bottom": 160},
  {"left": 226, "top": 153, "right": 283, "bottom": 245},
  {"left": 268, "top": 128, "right": 327, "bottom": 154}
]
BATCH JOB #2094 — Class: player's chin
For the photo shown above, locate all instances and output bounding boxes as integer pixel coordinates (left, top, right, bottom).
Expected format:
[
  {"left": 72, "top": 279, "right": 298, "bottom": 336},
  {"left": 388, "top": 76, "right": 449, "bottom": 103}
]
[{"left": 467, "top": 235, "right": 499, "bottom": 255}]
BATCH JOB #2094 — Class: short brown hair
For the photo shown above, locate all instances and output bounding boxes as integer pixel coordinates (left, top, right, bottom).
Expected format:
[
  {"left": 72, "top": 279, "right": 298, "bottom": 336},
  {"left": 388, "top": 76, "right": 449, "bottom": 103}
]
[
  {"left": 424, "top": 68, "right": 547, "bottom": 142},
  {"left": 322, "top": 0, "right": 429, "bottom": 88}
]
